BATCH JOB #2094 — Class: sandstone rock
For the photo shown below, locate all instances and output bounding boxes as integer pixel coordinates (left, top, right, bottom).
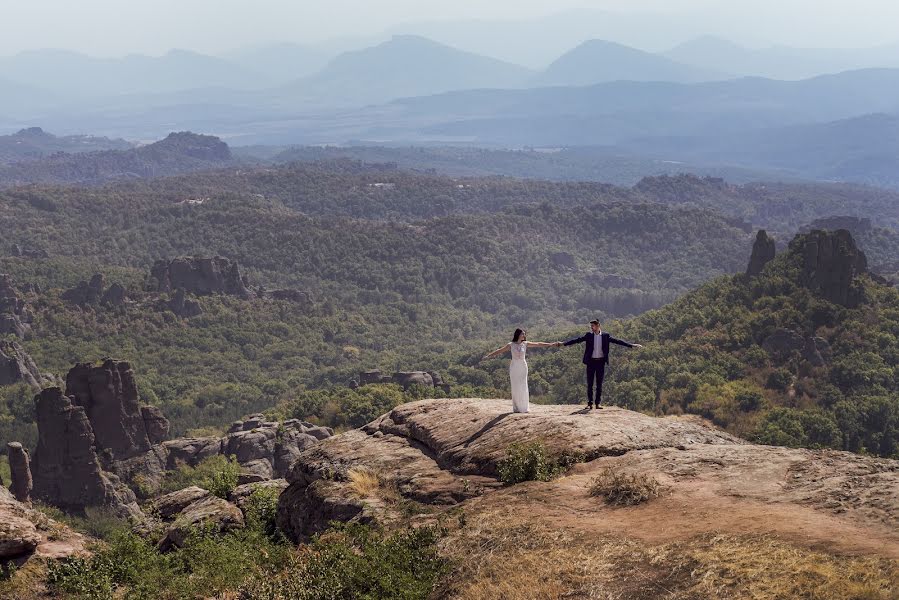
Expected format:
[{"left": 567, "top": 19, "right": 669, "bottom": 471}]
[
  {"left": 793, "top": 229, "right": 868, "bottom": 307},
  {"left": 239, "top": 459, "right": 274, "bottom": 481},
  {"left": 0, "top": 513, "right": 41, "bottom": 558},
  {"left": 31, "top": 387, "right": 139, "bottom": 514},
  {"left": 0, "top": 340, "right": 44, "bottom": 389},
  {"left": 392, "top": 371, "right": 434, "bottom": 390},
  {"left": 304, "top": 426, "right": 334, "bottom": 441},
  {"left": 162, "top": 437, "right": 224, "bottom": 469},
  {"left": 141, "top": 405, "right": 170, "bottom": 445},
  {"left": 273, "top": 430, "right": 319, "bottom": 478},
  {"left": 277, "top": 399, "right": 743, "bottom": 542},
  {"left": 747, "top": 230, "right": 776, "bottom": 276},
  {"left": 225, "top": 428, "right": 277, "bottom": 464},
  {"left": 66, "top": 359, "right": 153, "bottom": 461},
  {"left": 7, "top": 442, "right": 33, "bottom": 503},
  {"left": 150, "top": 256, "right": 252, "bottom": 299},
  {"left": 277, "top": 478, "right": 374, "bottom": 541},
  {"left": 153, "top": 486, "right": 210, "bottom": 520},
  {"left": 158, "top": 495, "right": 244, "bottom": 551},
  {"left": 360, "top": 370, "right": 391, "bottom": 385},
  {"left": 61, "top": 274, "right": 105, "bottom": 306}
]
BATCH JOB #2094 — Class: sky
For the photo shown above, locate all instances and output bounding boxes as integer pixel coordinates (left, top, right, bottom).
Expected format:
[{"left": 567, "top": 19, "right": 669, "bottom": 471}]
[{"left": 1, "top": 0, "right": 897, "bottom": 57}]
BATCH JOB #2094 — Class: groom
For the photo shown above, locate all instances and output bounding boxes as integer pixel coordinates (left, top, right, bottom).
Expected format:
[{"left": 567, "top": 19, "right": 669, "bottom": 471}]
[{"left": 563, "top": 320, "right": 642, "bottom": 409}]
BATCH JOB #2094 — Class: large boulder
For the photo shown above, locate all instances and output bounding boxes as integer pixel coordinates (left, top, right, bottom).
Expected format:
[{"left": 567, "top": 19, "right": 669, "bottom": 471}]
[
  {"left": 150, "top": 256, "right": 252, "bottom": 299},
  {"left": 163, "top": 288, "right": 203, "bottom": 318},
  {"left": 746, "top": 230, "right": 776, "bottom": 276},
  {"left": 158, "top": 495, "right": 244, "bottom": 551},
  {"left": 0, "top": 512, "right": 41, "bottom": 558},
  {"left": 152, "top": 486, "right": 210, "bottom": 520},
  {"left": 162, "top": 437, "right": 224, "bottom": 469},
  {"left": 7, "top": 442, "right": 33, "bottom": 503},
  {"left": 391, "top": 371, "right": 434, "bottom": 390},
  {"left": 141, "top": 405, "right": 170, "bottom": 445}
]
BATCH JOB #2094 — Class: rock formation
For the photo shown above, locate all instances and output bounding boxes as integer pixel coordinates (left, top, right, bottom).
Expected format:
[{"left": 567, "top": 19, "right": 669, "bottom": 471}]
[
  {"left": 277, "top": 399, "right": 742, "bottom": 541},
  {"left": 0, "top": 340, "right": 46, "bottom": 390},
  {"left": 150, "top": 256, "right": 252, "bottom": 299},
  {"left": 793, "top": 229, "right": 868, "bottom": 307},
  {"left": 158, "top": 495, "right": 244, "bottom": 551},
  {"left": 30, "top": 387, "right": 141, "bottom": 517},
  {"left": 163, "top": 287, "right": 203, "bottom": 317},
  {"left": 746, "top": 230, "right": 776, "bottom": 276},
  {"left": 163, "top": 414, "right": 331, "bottom": 481},
  {"left": 61, "top": 274, "right": 106, "bottom": 306},
  {"left": 0, "top": 273, "right": 32, "bottom": 338},
  {"left": 7, "top": 442, "right": 33, "bottom": 503},
  {"left": 357, "top": 369, "right": 450, "bottom": 393}
]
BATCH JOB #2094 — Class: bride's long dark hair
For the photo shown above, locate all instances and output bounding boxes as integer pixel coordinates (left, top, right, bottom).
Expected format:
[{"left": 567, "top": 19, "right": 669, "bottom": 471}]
[{"left": 512, "top": 328, "right": 526, "bottom": 342}]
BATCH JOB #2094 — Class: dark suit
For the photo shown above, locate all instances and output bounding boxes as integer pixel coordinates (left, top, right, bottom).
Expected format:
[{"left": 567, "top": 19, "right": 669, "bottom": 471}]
[{"left": 564, "top": 331, "right": 635, "bottom": 406}]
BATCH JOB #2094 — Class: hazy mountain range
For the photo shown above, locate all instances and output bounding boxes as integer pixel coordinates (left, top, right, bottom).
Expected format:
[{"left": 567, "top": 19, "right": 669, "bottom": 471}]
[{"left": 3, "top": 28, "right": 899, "bottom": 190}]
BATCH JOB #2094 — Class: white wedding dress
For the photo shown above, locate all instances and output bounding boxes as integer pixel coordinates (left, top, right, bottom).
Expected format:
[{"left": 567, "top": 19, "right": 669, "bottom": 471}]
[{"left": 509, "top": 341, "right": 530, "bottom": 413}]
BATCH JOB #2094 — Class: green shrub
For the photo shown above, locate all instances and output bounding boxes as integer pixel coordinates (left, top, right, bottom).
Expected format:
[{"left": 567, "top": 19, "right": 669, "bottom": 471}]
[
  {"left": 588, "top": 468, "right": 665, "bottom": 506},
  {"left": 496, "top": 442, "right": 580, "bottom": 485},
  {"left": 243, "top": 486, "right": 283, "bottom": 541},
  {"left": 239, "top": 523, "right": 448, "bottom": 600},
  {"left": 160, "top": 455, "right": 240, "bottom": 498}
]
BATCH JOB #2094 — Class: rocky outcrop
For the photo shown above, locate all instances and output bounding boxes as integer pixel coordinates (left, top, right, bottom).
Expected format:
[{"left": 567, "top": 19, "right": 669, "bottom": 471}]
[
  {"left": 0, "top": 273, "right": 32, "bottom": 338},
  {"left": 762, "top": 329, "right": 833, "bottom": 366},
  {"left": 158, "top": 495, "right": 244, "bottom": 551},
  {"left": 61, "top": 274, "right": 106, "bottom": 306},
  {"left": 162, "top": 415, "right": 331, "bottom": 483},
  {"left": 0, "top": 489, "right": 41, "bottom": 558},
  {"left": 152, "top": 486, "right": 210, "bottom": 520},
  {"left": 357, "top": 369, "right": 450, "bottom": 393},
  {"left": 141, "top": 405, "right": 170, "bottom": 445},
  {"left": 0, "top": 340, "right": 46, "bottom": 389},
  {"left": 793, "top": 229, "right": 868, "bottom": 307},
  {"left": 746, "top": 230, "right": 776, "bottom": 276},
  {"left": 30, "top": 387, "right": 141, "bottom": 516},
  {"left": 101, "top": 282, "right": 128, "bottom": 307},
  {"left": 29, "top": 359, "right": 171, "bottom": 513},
  {"left": 65, "top": 360, "right": 155, "bottom": 461},
  {"left": 163, "top": 288, "right": 203, "bottom": 318},
  {"left": 7, "top": 442, "right": 33, "bottom": 503},
  {"left": 277, "top": 399, "right": 743, "bottom": 541},
  {"left": 266, "top": 289, "right": 312, "bottom": 304},
  {"left": 150, "top": 256, "right": 253, "bottom": 299}
]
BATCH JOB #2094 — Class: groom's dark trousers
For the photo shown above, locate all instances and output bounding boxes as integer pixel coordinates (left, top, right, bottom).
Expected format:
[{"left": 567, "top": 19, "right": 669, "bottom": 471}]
[{"left": 586, "top": 359, "right": 606, "bottom": 406}]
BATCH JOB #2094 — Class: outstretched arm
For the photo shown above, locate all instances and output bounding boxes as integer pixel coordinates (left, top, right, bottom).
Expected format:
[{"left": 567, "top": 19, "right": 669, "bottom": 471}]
[
  {"left": 563, "top": 334, "right": 588, "bottom": 347},
  {"left": 609, "top": 336, "right": 643, "bottom": 349},
  {"left": 527, "top": 341, "right": 562, "bottom": 349},
  {"left": 481, "top": 343, "right": 510, "bottom": 361}
]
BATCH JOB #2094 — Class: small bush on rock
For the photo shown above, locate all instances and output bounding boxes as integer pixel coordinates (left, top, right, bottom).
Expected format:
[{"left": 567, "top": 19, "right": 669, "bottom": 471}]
[
  {"left": 588, "top": 468, "right": 664, "bottom": 506},
  {"left": 497, "top": 442, "right": 580, "bottom": 485}
]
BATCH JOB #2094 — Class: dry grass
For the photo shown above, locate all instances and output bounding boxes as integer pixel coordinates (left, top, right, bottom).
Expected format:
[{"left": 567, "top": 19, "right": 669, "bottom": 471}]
[
  {"left": 346, "top": 467, "right": 401, "bottom": 503},
  {"left": 588, "top": 468, "right": 665, "bottom": 507},
  {"left": 436, "top": 508, "right": 899, "bottom": 600}
]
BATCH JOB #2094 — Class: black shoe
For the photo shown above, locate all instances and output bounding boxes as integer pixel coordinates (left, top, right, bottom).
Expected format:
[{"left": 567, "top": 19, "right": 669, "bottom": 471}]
[
  {"left": 596, "top": 405, "right": 604, "bottom": 410},
  {"left": 587, "top": 403, "right": 593, "bottom": 410}
]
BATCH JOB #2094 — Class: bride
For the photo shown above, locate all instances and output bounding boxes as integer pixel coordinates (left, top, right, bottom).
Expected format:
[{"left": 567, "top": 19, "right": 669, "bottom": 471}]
[{"left": 481, "top": 328, "right": 561, "bottom": 413}]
